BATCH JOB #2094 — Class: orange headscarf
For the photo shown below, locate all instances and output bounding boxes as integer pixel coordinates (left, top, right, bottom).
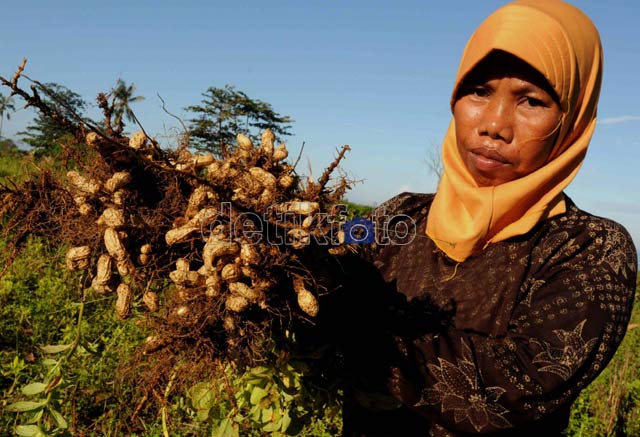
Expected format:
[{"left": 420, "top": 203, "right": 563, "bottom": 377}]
[{"left": 426, "top": 0, "right": 603, "bottom": 262}]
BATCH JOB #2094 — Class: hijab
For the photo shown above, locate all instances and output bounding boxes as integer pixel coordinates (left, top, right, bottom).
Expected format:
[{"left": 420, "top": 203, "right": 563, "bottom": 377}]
[{"left": 426, "top": 0, "right": 603, "bottom": 262}]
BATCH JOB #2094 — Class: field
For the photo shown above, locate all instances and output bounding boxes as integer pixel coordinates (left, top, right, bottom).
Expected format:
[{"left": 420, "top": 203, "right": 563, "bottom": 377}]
[{"left": 1, "top": 144, "right": 639, "bottom": 436}]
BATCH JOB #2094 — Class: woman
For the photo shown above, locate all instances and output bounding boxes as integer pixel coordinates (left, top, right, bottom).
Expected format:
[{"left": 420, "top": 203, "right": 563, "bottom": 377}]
[{"left": 333, "top": 0, "right": 638, "bottom": 435}]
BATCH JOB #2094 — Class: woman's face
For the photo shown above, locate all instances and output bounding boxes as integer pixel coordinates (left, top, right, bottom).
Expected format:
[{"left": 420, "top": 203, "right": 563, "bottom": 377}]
[{"left": 453, "top": 52, "right": 563, "bottom": 187}]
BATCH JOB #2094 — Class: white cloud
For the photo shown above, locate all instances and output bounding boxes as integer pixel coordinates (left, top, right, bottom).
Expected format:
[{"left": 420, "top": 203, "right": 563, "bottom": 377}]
[{"left": 599, "top": 115, "right": 640, "bottom": 124}]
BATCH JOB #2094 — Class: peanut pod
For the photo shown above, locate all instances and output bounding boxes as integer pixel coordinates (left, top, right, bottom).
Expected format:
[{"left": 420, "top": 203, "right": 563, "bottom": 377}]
[
  {"left": 185, "top": 186, "right": 210, "bottom": 219},
  {"left": 272, "top": 143, "right": 288, "bottom": 162},
  {"left": 249, "top": 167, "right": 277, "bottom": 191},
  {"left": 278, "top": 174, "right": 295, "bottom": 189},
  {"left": 67, "top": 170, "right": 101, "bottom": 195},
  {"left": 143, "top": 291, "right": 160, "bottom": 312},
  {"left": 129, "top": 131, "right": 147, "bottom": 150},
  {"left": 228, "top": 282, "right": 264, "bottom": 303},
  {"left": 205, "top": 271, "right": 222, "bottom": 297},
  {"left": 115, "top": 283, "right": 132, "bottom": 319},
  {"left": 276, "top": 201, "right": 320, "bottom": 216},
  {"left": 104, "top": 172, "right": 132, "bottom": 193},
  {"left": 97, "top": 208, "right": 125, "bottom": 228},
  {"left": 225, "top": 294, "right": 249, "bottom": 313},
  {"left": 260, "top": 128, "right": 275, "bottom": 158},
  {"left": 175, "top": 258, "right": 190, "bottom": 272},
  {"left": 104, "top": 228, "right": 128, "bottom": 261},
  {"left": 221, "top": 263, "right": 242, "bottom": 282},
  {"left": 165, "top": 226, "right": 198, "bottom": 246},
  {"left": 91, "top": 254, "right": 113, "bottom": 293},
  {"left": 237, "top": 133, "right": 254, "bottom": 152},
  {"left": 203, "top": 240, "right": 240, "bottom": 269},
  {"left": 116, "top": 259, "right": 135, "bottom": 277},
  {"left": 169, "top": 270, "right": 201, "bottom": 287},
  {"left": 65, "top": 246, "right": 91, "bottom": 271},
  {"left": 287, "top": 228, "right": 311, "bottom": 249},
  {"left": 239, "top": 242, "right": 260, "bottom": 266},
  {"left": 293, "top": 277, "right": 319, "bottom": 317},
  {"left": 78, "top": 203, "right": 93, "bottom": 216}
]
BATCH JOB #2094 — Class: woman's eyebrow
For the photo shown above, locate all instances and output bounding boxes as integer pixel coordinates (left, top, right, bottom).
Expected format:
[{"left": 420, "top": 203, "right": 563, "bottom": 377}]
[{"left": 509, "top": 81, "right": 552, "bottom": 96}]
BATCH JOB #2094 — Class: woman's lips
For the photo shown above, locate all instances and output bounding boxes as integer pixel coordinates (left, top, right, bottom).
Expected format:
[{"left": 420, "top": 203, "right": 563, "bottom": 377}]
[{"left": 469, "top": 148, "right": 509, "bottom": 172}]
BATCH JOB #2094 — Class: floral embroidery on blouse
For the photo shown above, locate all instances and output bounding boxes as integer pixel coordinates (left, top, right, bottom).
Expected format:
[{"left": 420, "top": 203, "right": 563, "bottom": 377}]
[
  {"left": 530, "top": 319, "right": 598, "bottom": 380},
  {"left": 416, "top": 339, "right": 512, "bottom": 432},
  {"left": 520, "top": 277, "right": 546, "bottom": 307},
  {"left": 600, "top": 221, "right": 637, "bottom": 279}
]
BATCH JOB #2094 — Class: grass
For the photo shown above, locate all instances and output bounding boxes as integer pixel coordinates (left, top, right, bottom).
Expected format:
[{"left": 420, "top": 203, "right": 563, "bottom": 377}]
[{"left": 0, "top": 154, "right": 26, "bottom": 184}]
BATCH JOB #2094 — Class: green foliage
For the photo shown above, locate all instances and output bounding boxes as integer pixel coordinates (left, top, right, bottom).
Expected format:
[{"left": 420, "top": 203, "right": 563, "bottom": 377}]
[
  {"left": 0, "top": 237, "right": 147, "bottom": 436},
  {"left": 342, "top": 200, "right": 374, "bottom": 219},
  {"left": 183, "top": 360, "right": 341, "bottom": 436},
  {"left": 0, "top": 141, "right": 77, "bottom": 187},
  {"left": 0, "top": 92, "right": 17, "bottom": 139},
  {"left": 0, "top": 140, "right": 26, "bottom": 183},
  {"left": 0, "top": 138, "right": 23, "bottom": 157},
  {"left": 186, "top": 85, "right": 292, "bottom": 156},
  {"left": 18, "top": 83, "right": 87, "bottom": 157}
]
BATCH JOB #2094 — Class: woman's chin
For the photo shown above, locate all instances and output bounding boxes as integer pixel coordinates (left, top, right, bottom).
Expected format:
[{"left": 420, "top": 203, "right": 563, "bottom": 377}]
[{"left": 466, "top": 158, "right": 510, "bottom": 186}]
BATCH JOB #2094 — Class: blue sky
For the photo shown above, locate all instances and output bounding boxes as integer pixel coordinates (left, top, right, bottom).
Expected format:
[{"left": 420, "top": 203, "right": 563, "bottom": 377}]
[{"left": 1, "top": 0, "right": 639, "bottom": 245}]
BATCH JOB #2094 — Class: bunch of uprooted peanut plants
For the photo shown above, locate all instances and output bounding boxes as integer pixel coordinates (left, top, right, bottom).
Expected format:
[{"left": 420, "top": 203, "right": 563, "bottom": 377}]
[{"left": 0, "top": 61, "right": 359, "bottom": 406}]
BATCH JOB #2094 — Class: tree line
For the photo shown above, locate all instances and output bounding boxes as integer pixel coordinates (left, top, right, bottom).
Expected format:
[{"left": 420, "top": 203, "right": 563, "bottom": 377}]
[{"left": 0, "top": 80, "right": 292, "bottom": 157}]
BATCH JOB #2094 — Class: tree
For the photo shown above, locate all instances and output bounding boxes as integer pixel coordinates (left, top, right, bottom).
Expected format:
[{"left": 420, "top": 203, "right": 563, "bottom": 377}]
[
  {"left": 0, "top": 92, "right": 16, "bottom": 139},
  {"left": 19, "top": 83, "right": 87, "bottom": 155},
  {"left": 424, "top": 141, "right": 443, "bottom": 183},
  {"left": 0, "top": 138, "right": 22, "bottom": 158},
  {"left": 109, "top": 78, "right": 144, "bottom": 134},
  {"left": 186, "top": 85, "right": 292, "bottom": 156}
]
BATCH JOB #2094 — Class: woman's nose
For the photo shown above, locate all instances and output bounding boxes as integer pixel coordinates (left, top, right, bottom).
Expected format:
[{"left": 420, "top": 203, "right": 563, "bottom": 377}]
[{"left": 478, "top": 95, "right": 514, "bottom": 143}]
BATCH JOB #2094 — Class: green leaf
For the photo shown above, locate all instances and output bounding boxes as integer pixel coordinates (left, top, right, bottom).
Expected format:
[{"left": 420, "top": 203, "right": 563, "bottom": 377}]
[
  {"left": 40, "top": 344, "right": 72, "bottom": 354},
  {"left": 49, "top": 407, "right": 68, "bottom": 429},
  {"left": 245, "top": 366, "right": 270, "bottom": 384},
  {"left": 5, "top": 401, "right": 46, "bottom": 412},
  {"left": 282, "top": 391, "right": 294, "bottom": 403},
  {"left": 249, "top": 404, "right": 261, "bottom": 422},
  {"left": 44, "top": 375, "right": 62, "bottom": 393},
  {"left": 261, "top": 406, "right": 274, "bottom": 424},
  {"left": 262, "top": 418, "right": 279, "bottom": 433},
  {"left": 196, "top": 409, "right": 210, "bottom": 422},
  {"left": 189, "top": 382, "right": 216, "bottom": 410},
  {"left": 250, "top": 386, "right": 268, "bottom": 406},
  {"left": 281, "top": 410, "right": 292, "bottom": 432},
  {"left": 21, "top": 382, "right": 47, "bottom": 396},
  {"left": 42, "top": 359, "right": 58, "bottom": 367},
  {"left": 249, "top": 366, "right": 270, "bottom": 376},
  {"left": 27, "top": 408, "right": 44, "bottom": 424},
  {"left": 14, "top": 425, "right": 40, "bottom": 437},
  {"left": 211, "top": 418, "right": 239, "bottom": 437},
  {"left": 235, "top": 396, "right": 246, "bottom": 410}
]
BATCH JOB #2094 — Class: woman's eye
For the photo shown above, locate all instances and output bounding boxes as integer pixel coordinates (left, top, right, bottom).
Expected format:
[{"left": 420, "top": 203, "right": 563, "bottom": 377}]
[
  {"left": 525, "top": 97, "right": 545, "bottom": 107},
  {"left": 471, "top": 87, "right": 489, "bottom": 97}
]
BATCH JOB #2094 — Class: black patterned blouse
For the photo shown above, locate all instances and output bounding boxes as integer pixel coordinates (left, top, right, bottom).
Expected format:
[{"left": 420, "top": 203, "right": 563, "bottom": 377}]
[{"left": 334, "top": 192, "right": 637, "bottom": 437}]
